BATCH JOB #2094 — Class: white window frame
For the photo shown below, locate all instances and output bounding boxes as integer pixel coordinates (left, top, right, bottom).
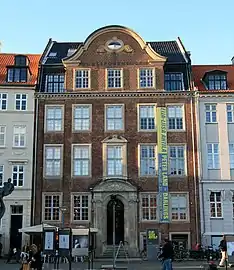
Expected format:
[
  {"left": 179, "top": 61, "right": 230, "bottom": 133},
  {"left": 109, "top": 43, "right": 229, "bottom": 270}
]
[
  {"left": 138, "top": 68, "right": 155, "bottom": 89},
  {"left": 207, "top": 143, "right": 220, "bottom": 169},
  {"left": 105, "top": 104, "right": 124, "bottom": 131},
  {"left": 168, "top": 145, "right": 186, "bottom": 176},
  {"left": 73, "top": 104, "right": 92, "bottom": 132},
  {"left": 0, "top": 93, "right": 7, "bottom": 110},
  {"left": 140, "top": 193, "right": 157, "bottom": 221},
  {"left": 209, "top": 191, "right": 223, "bottom": 218},
  {"left": 102, "top": 136, "right": 127, "bottom": 178},
  {"left": 0, "top": 126, "right": 6, "bottom": 147},
  {"left": 0, "top": 165, "right": 4, "bottom": 186},
  {"left": 44, "top": 145, "right": 63, "bottom": 178},
  {"left": 72, "top": 144, "right": 91, "bottom": 177},
  {"left": 227, "top": 104, "right": 234, "bottom": 123},
  {"left": 167, "top": 105, "right": 185, "bottom": 131},
  {"left": 74, "top": 69, "right": 90, "bottom": 89},
  {"left": 13, "top": 126, "right": 26, "bottom": 148},
  {"left": 71, "top": 193, "right": 90, "bottom": 222},
  {"left": 42, "top": 193, "right": 62, "bottom": 222},
  {"left": 137, "top": 104, "right": 156, "bottom": 132},
  {"left": 12, "top": 164, "right": 24, "bottom": 187},
  {"left": 15, "top": 93, "right": 27, "bottom": 111},
  {"left": 229, "top": 144, "right": 234, "bottom": 169},
  {"left": 205, "top": 104, "right": 217, "bottom": 123},
  {"left": 106, "top": 69, "right": 123, "bottom": 89},
  {"left": 170, "top": 193, "right": 189, "bottom": 221},
  {"left": 45, "top": 105, "right": 64, "bottom": 132},
  {"left": 138, "top": 144, "right": 157, "bottom": 177}
]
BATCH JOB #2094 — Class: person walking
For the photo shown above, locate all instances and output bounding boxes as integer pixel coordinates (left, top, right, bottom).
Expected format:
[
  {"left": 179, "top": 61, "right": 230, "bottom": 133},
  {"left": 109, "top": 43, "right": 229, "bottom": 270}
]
[
  {"left": 219, "top": 235, "right": 227, "bottom": 267},
  {"left": 158, "top": 238, "right": 174, "bottom": 270}
]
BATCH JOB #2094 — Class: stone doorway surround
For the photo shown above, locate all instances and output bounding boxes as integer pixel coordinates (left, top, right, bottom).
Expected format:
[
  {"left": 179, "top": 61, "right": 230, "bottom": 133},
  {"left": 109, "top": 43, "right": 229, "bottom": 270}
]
[{"left": 93, "top": 179, "right": 138, "bottom": 257}]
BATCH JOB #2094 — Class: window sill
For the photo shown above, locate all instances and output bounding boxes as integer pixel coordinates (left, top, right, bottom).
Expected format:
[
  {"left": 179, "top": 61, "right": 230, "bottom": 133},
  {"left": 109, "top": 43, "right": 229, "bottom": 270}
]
[
  {"left": 140, "top": 220, "right": 158, "bottom": 223},
  {"left": 72, "top": 130, "right": 92, "bottom": 133},
  {"left": 205, "top": 122, "right": 218, "bottom": 124},
  {"left": 138, "top": 87, "right": 156, "bottom": 90},
  {"left": 167, "top": 129, "right": 186, "bottom": 132},
  {"left": 171, "top": 220, "right": 190, "bottom": 223},
  {"left": 106, "top": 87, "right": 123, "bottom": 90},
  {"left": 104, "top": 129, "right": 125, "bottom": 132},
  {"left": 168, "top": 175, "right": 187, "bottom": 178},
  {"left": 44, "top": 130, "right": 64, "bottom": 133},
  {"left": 208, "top": 168, "right": 220, "bottom": 170},
  {"left": 74, "top": 88, "right": 91, "bottom": 91},
  {"left": 72, "top": 176, "right": 92, "bottom": 179},
  {"left": 0, "top": 146, "right": 6, "bottom": 149},
  {"left": 138, "top": 129, "right": 157, "bottom": 132},
  {"left": 72, "top": 220, "right": 90, "bottom": 224},
  {"left": 210, "top": 217, "right": 223, "bottom": 220},
  {"left": 44, "top": 176, "right": 63, "bottom": 180},
  {"left": 42, "top": 220, "right": 61, "bottom": 224},
  {"left": 12, "top": 146, "right": 26, "bottom": 149}
]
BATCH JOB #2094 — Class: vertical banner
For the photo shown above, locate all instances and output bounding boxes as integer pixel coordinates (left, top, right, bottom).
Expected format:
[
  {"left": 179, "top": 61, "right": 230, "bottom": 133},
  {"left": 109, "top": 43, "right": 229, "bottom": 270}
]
[{"left": 157, "top": 107, "right": 169, "bottom": 223}]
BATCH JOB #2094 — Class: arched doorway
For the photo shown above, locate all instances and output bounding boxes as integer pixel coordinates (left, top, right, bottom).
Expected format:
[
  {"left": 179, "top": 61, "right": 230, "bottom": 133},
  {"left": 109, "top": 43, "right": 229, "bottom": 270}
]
[{"left": 107, "top": 197, "right": 124, "bottom": 245}]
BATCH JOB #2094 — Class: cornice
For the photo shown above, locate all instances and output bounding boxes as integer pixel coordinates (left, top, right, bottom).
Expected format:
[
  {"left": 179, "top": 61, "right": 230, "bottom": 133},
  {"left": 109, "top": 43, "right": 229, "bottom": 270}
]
[
  {"left": 199, "top": 93, "right": 234, "bottom": 98},
  {"left": 35, "top": 90, "right": 195, "bottom": 100}
]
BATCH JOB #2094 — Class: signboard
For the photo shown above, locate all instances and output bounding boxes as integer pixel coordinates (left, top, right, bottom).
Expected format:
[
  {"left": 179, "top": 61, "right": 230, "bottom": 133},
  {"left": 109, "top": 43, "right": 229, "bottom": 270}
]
[
  {"left": 43, "top": 228, "right": 56, "bottom": 254},
  {"left": 157, "top": 107, "right": 169, "bottom": 223},
  {"left": 58, "top": 228, "right": 72, "bottom": 256},
  {"left": 146, "top": 229, "right": 159, "bottom": 261},
  {"left": 72, "top": 235, "right": 89, "bottom": 257}
]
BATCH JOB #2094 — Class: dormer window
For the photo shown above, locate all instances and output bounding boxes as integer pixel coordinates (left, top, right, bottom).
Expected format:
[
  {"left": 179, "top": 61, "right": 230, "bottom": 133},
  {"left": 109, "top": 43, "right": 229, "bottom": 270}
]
[
  {"left": 15, "top": 55, "right": 28, "bottom": 66},
  {"left": 208, "top": 74, "right": 227, "bottom": 90},
  {"left": 164, "top": 72, "right": 184, "bottom": 91},
  {"left": 7, "top": 68, "right": 27, "bottom": 82}
]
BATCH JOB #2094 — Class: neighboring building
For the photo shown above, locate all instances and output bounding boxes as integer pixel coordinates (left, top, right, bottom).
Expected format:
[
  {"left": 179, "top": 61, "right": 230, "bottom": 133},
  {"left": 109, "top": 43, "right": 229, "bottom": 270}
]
[
  {"left": 34, "top": 25, "right": 199, "bottom": 256},
  {"left": 0, "top": 53, "right": 40, "bottom": 253},
  {"left": 193, "top": 63, "right": 234, "bottom": 248}
]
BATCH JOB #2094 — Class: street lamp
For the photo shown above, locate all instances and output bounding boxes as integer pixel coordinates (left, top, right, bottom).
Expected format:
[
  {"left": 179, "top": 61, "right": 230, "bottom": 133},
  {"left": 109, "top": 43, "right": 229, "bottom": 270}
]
[{"left": 59, "top": 206, "right": 67, "bottom": 228}]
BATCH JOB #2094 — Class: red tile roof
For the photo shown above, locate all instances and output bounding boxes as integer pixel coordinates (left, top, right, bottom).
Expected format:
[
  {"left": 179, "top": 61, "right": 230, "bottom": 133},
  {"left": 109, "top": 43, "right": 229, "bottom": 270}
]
[
  {"left": 0, "top": 53, "right": 41, "bottom": 86},
  {"left": 192, "top": 65, "right": 234, "bottom": 91}
]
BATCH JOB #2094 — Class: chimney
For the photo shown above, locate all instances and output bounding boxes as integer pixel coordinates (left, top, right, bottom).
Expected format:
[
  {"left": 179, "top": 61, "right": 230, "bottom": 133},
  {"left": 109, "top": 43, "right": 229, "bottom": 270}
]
[{"left": 232, "top": 56, "right": 234, "bottom": 65}]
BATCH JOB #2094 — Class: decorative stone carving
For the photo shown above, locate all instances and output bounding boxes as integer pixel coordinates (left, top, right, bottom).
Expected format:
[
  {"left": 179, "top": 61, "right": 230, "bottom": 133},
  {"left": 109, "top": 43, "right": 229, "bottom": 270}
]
[
  {"left": 0, "top": 178, "right": 14, "bottom": 220},
  {"left": 93, "top": 179, "right": 137, "bottom": 193}
]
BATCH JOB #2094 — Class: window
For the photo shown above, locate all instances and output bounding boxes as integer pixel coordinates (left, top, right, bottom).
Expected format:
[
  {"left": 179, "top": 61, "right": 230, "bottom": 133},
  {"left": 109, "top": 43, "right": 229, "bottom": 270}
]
[
  {"left": 230, "top": 144, "right": 234, "bottom": 169},
  {"left": 227, "top": 104, "right": 234, "bottom": 123},
  {"left": 167, "top": 106, "right": 184, "bottom": 130},
  {"left": 207, "top": 143, "right": 220, "bottom": 169},
  {"left": 171, "top": 194, "right": 188, "bottom": 220},
  {"left": 139, "top": 68, "right": 154, "bottom": 88},
  {"left": 141, "top": 194, "right": 157, "bottom": 220},
  {"left": 210, "top": 192, "right": 222, "bottom": 218},
  {"left": 138, "top": 105, "right": 156, "bottom": 131},
  {"left": 0, "top": 165, "right": 3, "bottom": 186},
  {"left": 139, "top": 145, "right": 156, "bottom": 176},
  {"left": 45, "top": 106, "right": 63, "bottom": 132},
  {"left": 11, "top": 205, "right": 23, "bottom": 214},
  {"left": 12, "top": 165, "right": 24, "bottom": 187},
  {"left": 107, "top": 69, "right": 122, "bottom": 88},
  {"left": 73, "top": 195, "right": 89, "bottom": 221},
  {"left": 15, "top": 55, "right": 27, "bottom": 66},
  {"left": 105, "top": 105, "right": 124, "bottom": 131},
  {"left": 0, "top": 126, "right": 6, "bottom": 147},
  {"left": 0, "top": 93, "right": 7, "bottom": 110},
  {"left": 205, "top": 104, "right": 217, "bottom": 123},
  {"left": 107, "top": 145, "right": 123, "bottom": 176},
  {"left": 13, "top": 126, "right": 26, "bottom": 147},
  {"left": 44, "top": 146, "right": 62, "bottom": 177},
  {"left": 164, "top": 73, "right": 184, "bottom": 91},
  {"left": 7, "top": 68, "right": 27, "bottom": 82},
  {"left": 44, "top": 195, "right": 60, "bottom": 221},
  {"left": 168, "top": 145, "right": 185, "bottom": 176},
  {"left": 73, "top": 105, "right": 91, "bottom": 131},
  {"left": 72, "top": 145, "right": 91, "bottom": 176},
  {"left": 208, "top": 74, "right": 227, "bottom": 90},
  {"left": 15, "top": 94, "right": 27, "bottom": 110},
  {"left": 75, "top": 70, "right": 90, "bottom": 89},
  {"left": 45, "top": 74, "right": 64, "bottom": 93}
]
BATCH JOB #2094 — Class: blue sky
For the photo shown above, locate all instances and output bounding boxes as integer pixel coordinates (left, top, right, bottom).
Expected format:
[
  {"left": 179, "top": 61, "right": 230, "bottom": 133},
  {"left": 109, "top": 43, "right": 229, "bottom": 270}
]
[{"left": 1, "top": 0, "right": 234, "bottom": 65}]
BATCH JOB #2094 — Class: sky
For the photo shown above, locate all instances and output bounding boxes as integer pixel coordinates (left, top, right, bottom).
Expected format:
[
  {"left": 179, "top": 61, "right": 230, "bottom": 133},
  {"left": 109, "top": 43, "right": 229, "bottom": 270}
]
[{"left": 0, "top": 0, "right": 234, "bottom": 65}]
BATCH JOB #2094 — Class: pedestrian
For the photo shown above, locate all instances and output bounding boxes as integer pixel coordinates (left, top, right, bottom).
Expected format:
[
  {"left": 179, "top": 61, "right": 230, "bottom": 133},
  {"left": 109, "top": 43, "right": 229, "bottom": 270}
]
[
  {"left": 219, "top": 235, "right": 227, "bottom": 267},
  {"left": 158, "top": 238, "right": 174, "bottom": 270},
  {"left": 28, "top": 244, "right": 42, "bottom": 270}
]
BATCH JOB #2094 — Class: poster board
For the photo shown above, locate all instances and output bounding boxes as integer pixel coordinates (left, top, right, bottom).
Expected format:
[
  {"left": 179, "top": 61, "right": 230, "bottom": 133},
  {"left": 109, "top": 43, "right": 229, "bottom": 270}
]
[
  {"left": 226, "top": 235, "right": 234, "bottom": 263},
  {"left": 58, "top": 228, "right": 72, "bottom": 256},
  {"left": 72, "top": 234, "right": 89, "bottom": 257},
  {"left": 146, "top": 229, "right": 159, "bottom": 261},
  {"left": 43, "top": 228, "right": 56, "bottom": 255}
]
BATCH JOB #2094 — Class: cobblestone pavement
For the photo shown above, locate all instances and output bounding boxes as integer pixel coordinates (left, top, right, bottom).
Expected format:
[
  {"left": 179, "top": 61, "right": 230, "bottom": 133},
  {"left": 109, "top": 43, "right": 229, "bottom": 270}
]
[{"left": 0, "top": 259, "right": 211, "bottom": 270}]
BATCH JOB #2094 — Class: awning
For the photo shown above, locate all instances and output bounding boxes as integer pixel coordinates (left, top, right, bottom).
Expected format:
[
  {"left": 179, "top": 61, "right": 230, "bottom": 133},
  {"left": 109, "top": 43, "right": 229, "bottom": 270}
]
[{"left": 19, "top": 224, "right": 56, "bottom": 233}]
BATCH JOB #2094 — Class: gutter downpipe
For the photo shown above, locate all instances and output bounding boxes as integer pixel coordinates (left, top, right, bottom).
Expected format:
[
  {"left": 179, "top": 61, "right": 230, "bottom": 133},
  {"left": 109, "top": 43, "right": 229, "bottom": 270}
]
[{"left": 189, "top": 67, "right": 199, "bottom": 244}]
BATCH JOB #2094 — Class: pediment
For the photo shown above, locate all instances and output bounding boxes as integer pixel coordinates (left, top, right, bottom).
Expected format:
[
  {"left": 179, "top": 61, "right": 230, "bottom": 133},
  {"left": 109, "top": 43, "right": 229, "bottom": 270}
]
[
  {"left": 93, "top": 179, "right": 137, "bottom": 193},
  {"left": 102, "top": 135, "right": 127, "bottom": 144},
  {"left": 62, "top": 25, "right": 167, "bottom": 65}
]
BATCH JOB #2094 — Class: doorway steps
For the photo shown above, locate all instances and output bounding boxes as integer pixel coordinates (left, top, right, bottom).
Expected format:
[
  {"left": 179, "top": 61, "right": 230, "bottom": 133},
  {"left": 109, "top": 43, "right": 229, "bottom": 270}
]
[{"left": 102, "top": 245, "right": 129, "bottom": 259}]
